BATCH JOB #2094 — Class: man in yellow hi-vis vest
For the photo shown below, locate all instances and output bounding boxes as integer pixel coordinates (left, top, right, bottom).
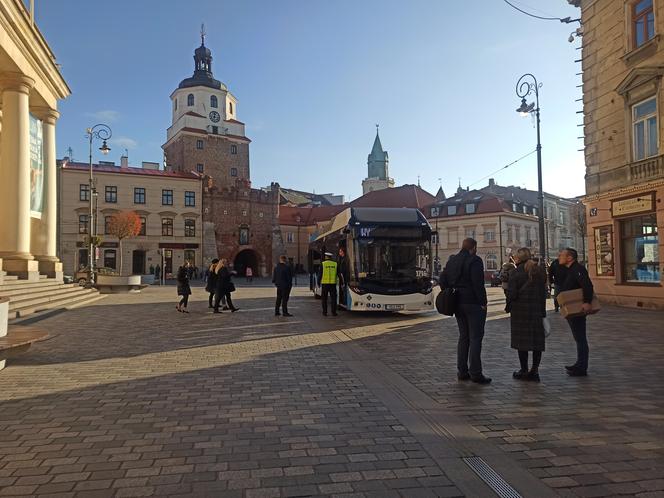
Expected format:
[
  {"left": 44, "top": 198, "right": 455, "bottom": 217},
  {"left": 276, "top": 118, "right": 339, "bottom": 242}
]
[{"left": 320, "top": 252, "right": 339, "bottom": 316}]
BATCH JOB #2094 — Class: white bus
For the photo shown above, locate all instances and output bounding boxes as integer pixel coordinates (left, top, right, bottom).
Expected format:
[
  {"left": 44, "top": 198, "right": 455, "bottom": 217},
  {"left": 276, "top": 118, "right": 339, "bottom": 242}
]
[{"left": 308, "top": 207, "right": 436, "bottom": 312}]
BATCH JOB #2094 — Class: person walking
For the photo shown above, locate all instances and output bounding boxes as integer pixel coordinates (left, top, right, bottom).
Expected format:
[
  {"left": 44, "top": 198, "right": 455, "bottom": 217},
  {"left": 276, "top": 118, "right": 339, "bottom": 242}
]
[
  {"left": 506, "top": 248, "right": 547, "bottom": 382},
  {"left": 548, "top": 255, "right": 568, "bottom": 313},
  {"left": 214, "top": 259, "right": 239, "bottom": 313},
  {"left": 440, "top": 238, "right": 491, "bottom": 384},
  {"left": 558, "top": 248, "right": 594, "bottom": 377},
  {"left": 246, "top": 266, "right": 253, "bottom": 283},
  {"left": 272, "top": 255, "right": 293, "bottom": 316},
  {"left": 176, "top": 261, "right": 192, "bottom": 313},
  {"left": 319, "top": 252, "right": 338, "bottom": 316},
  {"left": 205, "top": 258, "right": 219, "bottom": 309},
  {"left": 154, "top": 263, "right": 161, "bottom": 284},
  {"left": 500, "top": 256, "right": 516, "bottom": 297},
  {"left": 337, "top": 247, "right": 349, "bottom": 309}
]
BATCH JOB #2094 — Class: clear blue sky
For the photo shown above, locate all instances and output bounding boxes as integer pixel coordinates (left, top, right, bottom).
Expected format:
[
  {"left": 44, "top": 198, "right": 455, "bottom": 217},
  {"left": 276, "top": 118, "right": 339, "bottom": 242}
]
[{"left": 36, "top": 0, "right": 584, "bottom": 201}]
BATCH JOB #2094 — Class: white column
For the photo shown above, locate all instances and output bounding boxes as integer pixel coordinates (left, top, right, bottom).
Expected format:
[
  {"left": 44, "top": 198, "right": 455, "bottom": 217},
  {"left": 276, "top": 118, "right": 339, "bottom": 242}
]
[{"left": 0, "top": 74, "right": 35, "bottom": 263}]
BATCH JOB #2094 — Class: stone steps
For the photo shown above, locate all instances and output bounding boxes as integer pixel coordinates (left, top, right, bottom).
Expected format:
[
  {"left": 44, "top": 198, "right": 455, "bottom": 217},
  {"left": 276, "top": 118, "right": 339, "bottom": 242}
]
[
  {"left": 8, "top": 285, "right": 90, "bottom": 309},
  {"left": 0, "top": 279, "right": 69, "bottom": 295},
  {"left": 9, "top": 290, "right": 103, "bottom": 321}
]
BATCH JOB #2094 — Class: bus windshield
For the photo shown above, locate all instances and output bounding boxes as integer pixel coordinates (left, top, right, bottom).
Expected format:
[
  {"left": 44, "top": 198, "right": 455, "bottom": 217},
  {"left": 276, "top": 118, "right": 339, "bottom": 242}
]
[{"left": 354, "top": 237, "right": 430, "bottom": 289}]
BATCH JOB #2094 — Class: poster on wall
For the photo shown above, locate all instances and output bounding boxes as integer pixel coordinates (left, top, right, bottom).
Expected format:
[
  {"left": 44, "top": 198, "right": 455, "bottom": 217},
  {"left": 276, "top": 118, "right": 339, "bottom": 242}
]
[
  {"left": 594, "top": 225, "right": 614, "bottom": 276},
  {"left": 29, "top": 114, "right": 44, "bottom": 217}
]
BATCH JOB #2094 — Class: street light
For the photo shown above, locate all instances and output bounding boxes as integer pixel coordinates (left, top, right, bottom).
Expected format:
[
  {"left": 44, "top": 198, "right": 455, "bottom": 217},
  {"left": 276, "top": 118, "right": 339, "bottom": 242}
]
[
  {"left": 295, "top": 214, "right": 302, "bottom": 286},
  {"left": 515, "top": 74, "right": 547, "bottom": 264},
  {"left": 85, "top": 124, "right": 112, "bottom": 287}
]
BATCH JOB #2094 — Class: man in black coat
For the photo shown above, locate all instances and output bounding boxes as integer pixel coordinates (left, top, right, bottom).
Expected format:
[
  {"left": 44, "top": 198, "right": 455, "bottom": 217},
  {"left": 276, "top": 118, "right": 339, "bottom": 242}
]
[
  {"left": 440, "top": 238, "right": 491, "bottom": 384},
  {"left": 272, "top": 255, "right": 294, "bottom": 317},
  {"left": 558, "top": 248, "right": 594, "bottom": 376},
  {"left": 548, "top": 256, "right": 568, "bottom": 312}
]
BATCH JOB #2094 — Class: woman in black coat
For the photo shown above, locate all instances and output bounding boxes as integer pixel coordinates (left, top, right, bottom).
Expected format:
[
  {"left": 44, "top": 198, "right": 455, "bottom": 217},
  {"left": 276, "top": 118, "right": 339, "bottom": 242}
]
[
  {"left": 176, "top": 261, "right": 192, "bottom": 313},
  {"left": 213, "top": 259, "right": 239, "bottom": 313},
  {"left": 506, "top": 248, "right": 547, "bottom": 381},
  {"left": 205, "top": 259, "right": 219, "bottom": 308}
]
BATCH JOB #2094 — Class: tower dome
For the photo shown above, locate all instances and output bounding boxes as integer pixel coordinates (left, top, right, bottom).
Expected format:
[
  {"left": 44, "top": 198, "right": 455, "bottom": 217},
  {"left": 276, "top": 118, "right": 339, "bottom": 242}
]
[{"left": 178, "top": 29, "right": 226, "bottom": 90}]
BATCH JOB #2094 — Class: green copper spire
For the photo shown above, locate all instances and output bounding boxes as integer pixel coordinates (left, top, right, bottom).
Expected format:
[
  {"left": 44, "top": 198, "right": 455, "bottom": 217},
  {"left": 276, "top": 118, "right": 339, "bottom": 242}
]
[{"left": 367, "top": 125, "right": 389, "bottom": 180}]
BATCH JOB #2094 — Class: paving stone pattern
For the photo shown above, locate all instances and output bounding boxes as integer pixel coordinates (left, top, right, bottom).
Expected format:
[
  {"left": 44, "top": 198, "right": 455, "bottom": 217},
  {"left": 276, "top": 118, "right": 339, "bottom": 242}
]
[{"left": 0, "top": 284, "right": 662, "bottom": 497}]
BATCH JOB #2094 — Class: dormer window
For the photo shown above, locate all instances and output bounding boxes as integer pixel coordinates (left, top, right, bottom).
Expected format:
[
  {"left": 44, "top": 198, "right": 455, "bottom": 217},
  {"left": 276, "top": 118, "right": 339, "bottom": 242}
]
[
  {"left": 211, "top": 95, "right": 218, "bottom": 108},
  {"left": 465, "top": 203, "right": 476, "bottom": 214},
  {"left": 447, "top": 205, "right": 457, "bottom": 216},
  {"left": 187, "top": 94, "right": 194, "bottom": 106}
]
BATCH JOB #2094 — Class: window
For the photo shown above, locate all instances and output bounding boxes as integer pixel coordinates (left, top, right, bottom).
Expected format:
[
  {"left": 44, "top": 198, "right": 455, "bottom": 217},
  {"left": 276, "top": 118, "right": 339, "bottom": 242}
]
[
  {"left": 287, "top": 232, "right": 295, "bottom": 243},
  {"left": 431, "top": 207, "right": 440, "bottom": 217},
  {"left": 486, "top": 254, "right": 498, "bottom": 270},
  {"left": 633, "top": 0, "right": 655, "bottom": 48},
  {"left": 223, "top": 209, "right": 228, "bottom": 215},
  {"left": 139, "top": 216, "right": 146, "bottom": 236},
  {"left": 515, "top": 226, "right": 521, "bottom": 243},
  {"left": 621, "top": 213, "right": 659, "bottom": 283},
  {"left": 173, "top": 98, "right": 177, "bottom": 111},
  {"left": 196, "top": 139, "right": 204, "bottom": 150},
  {"left": 507, "top": 226, "right": 513, "bottom": 242},
  {"left": 184, "top": 219, "right": 196, "bottom": 237},
  {"left": 79, "top": 214, "right": 89, "bottom": 234},
  {"left": 484, "top": 230, "right": 495, "bottom": 242},
  {"left": 231, "top": 168, "right": 238, "bottom": 177},
  {"left": 533, "top": 207, "right": 538, "bottom": 216},
  {"left": 525, "top": 227, "right": 532, "bottom": 244},
  {"left": 512, "top": 203, "right": 518, "bottom": 212},
  {"left": 633, "top": 97, "right": 658, "bottom": 160},
  {"left": 105, "top": 186, "right": 117, "bottom": 203},
  {"left": 465, "top": 203, "right": 476, "bottom": 214},
  {"left": 559, "top": 210, "right": 566, "bottom": 225},
  {"left": 104, "top": 249, "right": 116, "bottom": 270},
  {"left": 229, "top": 102, "right": 233, "bottom": 114},
  {"left": 185, "top": 191, "right": 196, "bottom": 207},
  {"left": 447, "top": 205, "right": 457, "bottom": 216},
  {"left": 187, "top": 93, "right": 194, "bottom": 106},
  {"left": 210, "top": 95, "right": 218, "bottom": 108},
  {"left": 104, "top": 216, "right": 112, "bottom": 234},
  {"left": 431, "top": 233, "right": 439, "bottom": 245},
  {"left": 242, "top": 210, "right": 247, "bottom": 216},
  {"left": 134, "top": 187, "right": 146, "bottom": 204},
  {"left": 79, "top": 184, "right": 89, "bottom": 201},
  {"left": 465, "top": 228, "right": 476, "bottom": 239},
  {"left": 184, "top": 249, "right": 195, "bottom": 264},
  {"left": 162, "top": 218, "right": 173, "bottom": 236},
  {"left": 162, "top": 189, "right": 173, "bottom": 206},
  {"left": 196, "top": 163, "right": 204, "bottom": 173},
  {"left": 259, "top": 212, "right": 264, "bottom": 218},
  {"left": 522, "top": 205, "right": 527, "bottom": 214},
  {"left": 231, "top": 144, "right": 238, "bottom": 154},
  {"left": 211, "top": 126, "right": 218, "bottom": 135},
  {"left": 239, "top": 227, "right": 249, "bottom": 245}
]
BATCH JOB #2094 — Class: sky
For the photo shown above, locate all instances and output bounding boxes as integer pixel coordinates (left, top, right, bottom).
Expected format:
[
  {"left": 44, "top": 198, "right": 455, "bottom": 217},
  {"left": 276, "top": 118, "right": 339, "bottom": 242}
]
[{"left": 35, "top": 0, "right": 585, "bottom": 202}]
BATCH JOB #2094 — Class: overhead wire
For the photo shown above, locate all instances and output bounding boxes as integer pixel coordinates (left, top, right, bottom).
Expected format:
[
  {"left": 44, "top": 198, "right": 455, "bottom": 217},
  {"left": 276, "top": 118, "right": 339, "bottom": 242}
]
[
  {"left": 501, "top": 0, "right": 565, "bottom": 22},
  {"left": 466, "top": 149, "right": 537, "bottom": 188}
]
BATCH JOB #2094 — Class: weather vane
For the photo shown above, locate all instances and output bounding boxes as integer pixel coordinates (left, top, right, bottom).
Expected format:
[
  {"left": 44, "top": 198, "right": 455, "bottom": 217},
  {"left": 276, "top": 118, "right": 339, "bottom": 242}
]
[{"left": 200, "top": 23, "right": 206, "bottom": 45}]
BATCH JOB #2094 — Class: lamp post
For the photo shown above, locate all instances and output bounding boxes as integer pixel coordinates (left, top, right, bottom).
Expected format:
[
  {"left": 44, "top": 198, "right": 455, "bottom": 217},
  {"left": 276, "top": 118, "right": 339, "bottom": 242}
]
[
  {"left": 85, "top": 124, "right": 112, "bottom": 286},
  {"left": 295, "top": 214, "right": 302, "bottom": 286},
  {"left": 515, "top": 74, "right": 546, "bottom": 265}
]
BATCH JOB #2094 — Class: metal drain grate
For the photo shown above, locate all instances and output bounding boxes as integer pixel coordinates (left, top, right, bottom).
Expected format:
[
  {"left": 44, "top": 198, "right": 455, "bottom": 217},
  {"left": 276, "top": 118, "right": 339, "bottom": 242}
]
[{"left": 463, "top": 456, "right": 523, "bottom": 498}]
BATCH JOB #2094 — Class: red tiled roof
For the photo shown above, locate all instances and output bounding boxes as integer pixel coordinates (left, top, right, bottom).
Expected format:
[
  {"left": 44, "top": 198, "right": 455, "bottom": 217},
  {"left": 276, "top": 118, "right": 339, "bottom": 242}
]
[
  {"left": 349, "top": 184, "right": 436, "bottom": 209},
  {"left": 60, "top": 161, "right": 200, "bottom": 180},
  {"left": 279, "top": 204, "right": 347, "bottom": 225}
]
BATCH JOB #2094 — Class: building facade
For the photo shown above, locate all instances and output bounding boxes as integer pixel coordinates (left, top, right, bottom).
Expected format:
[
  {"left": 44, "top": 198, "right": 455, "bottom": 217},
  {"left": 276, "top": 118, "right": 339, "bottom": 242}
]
[
  {"left": 0, "top": 0, "right": 70, "bottom": 282},
  {"left": 58, "top": 160, "right": 202, "bottom": 278},
  {"left": 578, "top": 0, "right": 663, "bottom": 308},
  {"left": 426, "top": 188, "right": 541, "bottom": 278},
  {"left": 362, "top": 129, "right": 395, "bottom": 194},
  {"left": 163, "top": 34, "right": 278, "bottom": 276}
]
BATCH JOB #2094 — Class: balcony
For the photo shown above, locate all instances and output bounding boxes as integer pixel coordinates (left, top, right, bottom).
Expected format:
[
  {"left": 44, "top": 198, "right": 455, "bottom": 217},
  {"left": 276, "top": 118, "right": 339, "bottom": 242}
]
[
  {"left": 630, "top": 154, "right": 663, "bottom": 182},
  {"left": 587, "top": 153, "right": 664, "bottom": 194}
]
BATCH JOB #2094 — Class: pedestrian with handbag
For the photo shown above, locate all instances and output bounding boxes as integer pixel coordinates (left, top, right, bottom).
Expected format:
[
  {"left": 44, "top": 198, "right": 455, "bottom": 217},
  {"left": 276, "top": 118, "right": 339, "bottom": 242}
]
[
  {"left": 213, "top": 259, "right": 239, "bottom": 313},
  {"left": 440, "top": 238, "right": 491, "bottom": 384},
  {"left": 506, "top": 248, "right": 548, "bottom": 382},
  {"left": 205, "top": 258, "right": 219, "bottom": 309},
  {"left": 175, "top": 261, "right": 192, "bottom": 313},
  {"left": 272, "top": 255, "right": 293, "bottom": 316},
  {"left": 558, "top": 248, "right": 594, "bottom": 376}
]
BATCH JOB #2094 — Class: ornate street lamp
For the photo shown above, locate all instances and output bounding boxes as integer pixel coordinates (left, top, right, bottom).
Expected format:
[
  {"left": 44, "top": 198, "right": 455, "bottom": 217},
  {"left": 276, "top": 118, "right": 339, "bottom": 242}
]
[
  {"left": 515, "top": 74, "right": 547, "bottom": 264},
  {"left": 85, "top": 124, "right": 112, "bottom": 287}
]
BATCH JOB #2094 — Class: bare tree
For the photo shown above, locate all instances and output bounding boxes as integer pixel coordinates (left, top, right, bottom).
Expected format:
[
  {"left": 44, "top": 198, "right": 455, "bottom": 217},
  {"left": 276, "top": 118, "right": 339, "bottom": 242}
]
[{"left": 107, "top": 211, "right": 142, "bottom": 275}]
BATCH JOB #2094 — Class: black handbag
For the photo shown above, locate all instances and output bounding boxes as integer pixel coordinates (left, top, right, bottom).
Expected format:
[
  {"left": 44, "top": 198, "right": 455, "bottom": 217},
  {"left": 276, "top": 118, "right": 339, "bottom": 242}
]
[
  {"left": 436, "top": 287, "right": 458, "bottom": 316},
  {"left": 228, "top": 282, "right": 236, "bottom": 293}
]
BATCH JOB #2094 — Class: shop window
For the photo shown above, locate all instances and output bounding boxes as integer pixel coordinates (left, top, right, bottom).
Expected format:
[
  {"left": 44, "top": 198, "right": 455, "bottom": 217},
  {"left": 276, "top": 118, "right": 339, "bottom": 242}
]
[
  {"left": 621, "top": 213, "right": 659, "bottom": 283},
  {"left": 162, "top": 218, "right": 173, "bottom": 236},
  {"left": 633, "top": 97, "right": 658, "bottom": 160},
  {"left": 104, "top": 249, "right": 116, "bottom": 270},
  {"left": 633, "top": 0, "right": 655, "bottom": 48},
  {"left": 79, "top": 184, "right": 89, "bottom": 201},
  {"left": 184, "top": 219, "right": 196, "bottom": 237}
]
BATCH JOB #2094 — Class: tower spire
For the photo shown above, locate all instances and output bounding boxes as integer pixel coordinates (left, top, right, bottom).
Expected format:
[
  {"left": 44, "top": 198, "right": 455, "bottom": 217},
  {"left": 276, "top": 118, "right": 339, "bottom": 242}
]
[{"left": 200, "top": 23, "right": 206, "bottom": 45}]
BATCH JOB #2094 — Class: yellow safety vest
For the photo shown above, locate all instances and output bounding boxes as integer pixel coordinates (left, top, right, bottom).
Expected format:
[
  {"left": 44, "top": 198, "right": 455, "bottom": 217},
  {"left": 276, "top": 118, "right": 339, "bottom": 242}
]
[{"left": 321, "top": 260, "right": 338, "bottom": 285}]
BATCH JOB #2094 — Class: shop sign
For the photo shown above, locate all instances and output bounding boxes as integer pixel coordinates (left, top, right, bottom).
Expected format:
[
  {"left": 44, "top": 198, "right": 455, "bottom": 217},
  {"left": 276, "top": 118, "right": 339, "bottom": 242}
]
[
  {"left": 612, "top": 193, "right": 654, "bottom": 217},
  {"left": 593, "top": 225, "right": 614, "bottom": 276}
]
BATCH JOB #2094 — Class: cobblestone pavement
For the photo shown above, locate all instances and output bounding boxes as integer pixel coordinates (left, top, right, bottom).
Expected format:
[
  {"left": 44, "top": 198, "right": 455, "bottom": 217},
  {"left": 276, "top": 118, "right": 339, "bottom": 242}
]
[{"left": 0, "top": 283, "right": 662, "bottom": 497}]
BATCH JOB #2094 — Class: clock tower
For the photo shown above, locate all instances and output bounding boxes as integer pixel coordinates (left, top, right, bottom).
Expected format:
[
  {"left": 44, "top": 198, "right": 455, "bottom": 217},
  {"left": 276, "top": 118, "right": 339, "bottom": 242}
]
[{"left": 163, "top": 30, "right": 279, "bottom": 277}]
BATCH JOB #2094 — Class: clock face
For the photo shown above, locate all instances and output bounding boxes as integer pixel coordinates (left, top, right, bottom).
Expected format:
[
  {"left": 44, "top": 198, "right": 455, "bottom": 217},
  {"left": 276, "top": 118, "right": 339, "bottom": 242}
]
[{"left": 209, "top": 111, "right": 221, "bottom": 123}]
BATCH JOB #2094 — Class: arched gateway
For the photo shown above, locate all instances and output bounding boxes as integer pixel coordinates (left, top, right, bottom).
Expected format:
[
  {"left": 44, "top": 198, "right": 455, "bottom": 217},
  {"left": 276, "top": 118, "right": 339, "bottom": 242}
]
[{"left": 233, "top": 249, "right": 260, "bottom": 277}]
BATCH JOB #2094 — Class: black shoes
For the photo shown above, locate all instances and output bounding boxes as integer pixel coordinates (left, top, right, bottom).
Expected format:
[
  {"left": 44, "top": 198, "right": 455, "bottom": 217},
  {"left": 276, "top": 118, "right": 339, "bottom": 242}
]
[
  {"left": 332, "top": 312, "right": 338, "bottom": 316},
  {"left": 275, "top": 311, "right": 281, "bottom": 316},
  {"left": 513, "top": 370, "right": 527, "bottom": 380},
  {"left": 283, "top": 313, "right": 293, "bottom": 317},
  {"left": 457, "top": 372, "right": 471, "bottom": 381},
  {"left": 526, "top": 371, "right": 540, "bottom": 382},
  {"left": 471, "top": 375, "right": 492, "bottom": 384},
  {"left": 323, "top": 312, "right": 328, "bottom": 316},
  {"left": 213, "top": 309, "right": 222, "bottom": 314},
  {"left": 231, "top": 308, "right": 239, "bottom": 313},
  {"left": 567, "top": 368, "right": 587, "bottom": 377}
]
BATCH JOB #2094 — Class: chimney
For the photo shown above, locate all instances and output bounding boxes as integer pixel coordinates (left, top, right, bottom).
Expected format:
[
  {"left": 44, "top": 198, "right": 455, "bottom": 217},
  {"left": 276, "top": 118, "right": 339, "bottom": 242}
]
[
  {"left": 488, "top": 178, "right": 495, "bottom": 187},
  {"left": 120, "top": 155, "right": 128, "bottom": 168},
  {"left": 142, "top": 161, "right": 160, "bottom": 170}
]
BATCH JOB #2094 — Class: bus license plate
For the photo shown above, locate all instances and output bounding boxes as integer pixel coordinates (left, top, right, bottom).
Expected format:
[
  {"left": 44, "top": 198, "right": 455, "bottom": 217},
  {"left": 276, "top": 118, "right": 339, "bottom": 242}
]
[{"left": 384, "top": 304, "right": 404, "bottom": 311}]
